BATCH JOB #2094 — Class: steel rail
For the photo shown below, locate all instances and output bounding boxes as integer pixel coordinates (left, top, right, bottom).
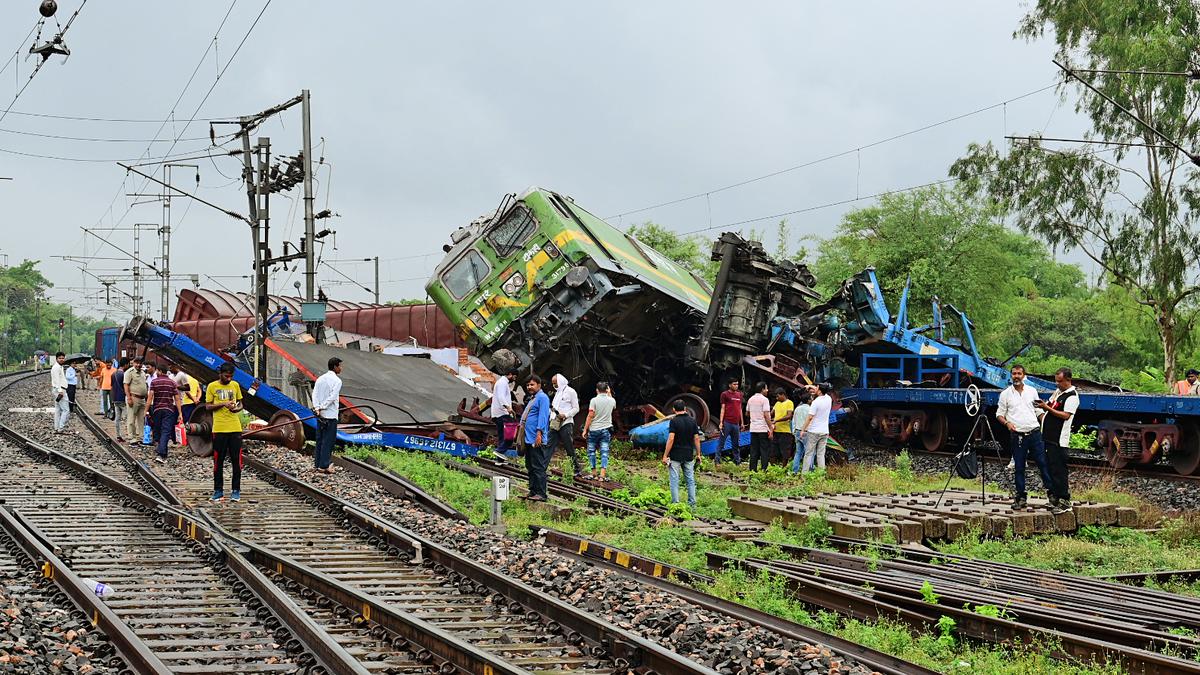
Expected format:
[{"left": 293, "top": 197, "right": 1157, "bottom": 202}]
[
  {"left": 0, "top": 506, "right": 172, "bottom": 675},
  {"left": 714, "top": 553, "right": 1200, "bottom": 675},
  {"left": 348, "top": 454, "right": 469, "bottom": 520},
  {"left": 199, "top": 510, "right": 536, "bottom": 675},
  {"left": 0, "top": 380, "right": 372, "bottom": 674},
  {"left": 530, "top": 525, "right": 942, "bottom": 675},
  {"left": 74, "top": 405, "right": 183, "bottom": 506},
  {"left": 247, "top": 456, "right": 723, "bottom": 675}
]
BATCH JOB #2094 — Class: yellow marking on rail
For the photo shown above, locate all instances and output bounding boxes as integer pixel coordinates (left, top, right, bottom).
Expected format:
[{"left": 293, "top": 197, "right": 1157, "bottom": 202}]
[
  {"left": 615, "top": 552, "right": 630, "bottom": 567},
  {"left": 41, "top": 561, "right": 52, "bottom": 579},
  {"left": 483, "top": 666, "right": 494, "bottom": 675},
  {"left": 363, "top": 604, "right": 371, "bottom": 622},
  {"left": 577, "top": 540, "right": 588, "bottom": 554},
  {"left": 176, "top": 515, "right": 183, "bottom": 530},
  {"left": 91, "top": 610, "right": 98, "bottom": 627},
  {"left": 602, "top": 548, "right": 612, "bottom": 561},
  {"left": 653, "top": 563, "right": 663, "bottom": 577},
  {"left": 277, "top": 562, "right": 283, "bottom": 575}
]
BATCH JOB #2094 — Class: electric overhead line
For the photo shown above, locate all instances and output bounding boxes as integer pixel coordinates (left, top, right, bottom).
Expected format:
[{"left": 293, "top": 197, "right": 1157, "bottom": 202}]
[
  {"left": 0, "top": 126, "right": 236, "bottom": 144},
  {"left": 606, "top": 82, "right": 1060, "bottom": 220},
  {"left": 0, "top": 109, "right": 234, "bottom": 123}
]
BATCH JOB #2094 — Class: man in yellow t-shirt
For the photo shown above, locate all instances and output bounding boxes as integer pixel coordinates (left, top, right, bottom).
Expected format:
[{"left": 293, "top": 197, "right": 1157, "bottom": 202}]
[
  {"left": 205, "top": 362, "right": 245, "bottom": 502},
  {"left": 772, "top": 388, "right": 795, "bottom": 465}
]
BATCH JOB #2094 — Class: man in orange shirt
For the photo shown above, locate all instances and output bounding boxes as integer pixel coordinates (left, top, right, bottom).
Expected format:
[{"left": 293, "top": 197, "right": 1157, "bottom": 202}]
[
  {"left": 1174, "top": 369, "right": 1199, "bottom": 396},
  {"left": 97, "top": 360, "right": 114, "bottom": 417}
]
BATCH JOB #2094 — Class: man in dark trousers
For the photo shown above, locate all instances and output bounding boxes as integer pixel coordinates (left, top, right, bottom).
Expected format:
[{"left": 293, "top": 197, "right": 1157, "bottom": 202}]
[
  {"left": 716, "top": 378, "right": 744, "bottom": 464},
  {"left": 146, "top": 363, "right": 182, "bottom": 463},
  {"left": 312, "top": 357, "right": 343, "bottom": 474},
  {"left": 205, "top": 362, "right": 245, "bottom": 502},
  {"left": 1036, "top": 367, "right": 1078, "bottom": 515},
  {"left": 661, "top": 399, "right": 702, "bottom": 509},
  {"left": 521, "top": 375, "right": 552, "bottom": 501},
  {"left": 996, "top": 364, "right": 1053, "bottom": 509},
  {"left": 745, "top": 382, "right": 774, "bottom": 471}
]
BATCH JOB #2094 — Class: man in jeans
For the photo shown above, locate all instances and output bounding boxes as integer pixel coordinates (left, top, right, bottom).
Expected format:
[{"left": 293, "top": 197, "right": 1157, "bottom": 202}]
[
  {"left": 124, "top": 357, "right": 147, "bottom": 443},
  {"left": 661, "top": 400, "right": 701, "bottom": 510},
  {"left": 521, "top": 375, "right": 552, "bottom": 501},
  {"left": 312, "top": 357, "right": 343, "bottom": 473},
  {"left": 110, "top": 359, "right": 127, "bottom": 441},
  {"left": 1037, "top": 367, "right": 1078, "bottom": 515},
  {"left": 580, "top": 381, "right": 616, "bottom": 480},
  {"left": 997, "top": 364, "right": 1052, "bottom": 509},
  {"left": 146, "top": 365, "right": 182, "bottom": 463},
  {"left": 798, "top": 382, "right": 833, "bottom": 473},
  {"left": 716, "top": 378, "right": 744, "bottom": 464}
]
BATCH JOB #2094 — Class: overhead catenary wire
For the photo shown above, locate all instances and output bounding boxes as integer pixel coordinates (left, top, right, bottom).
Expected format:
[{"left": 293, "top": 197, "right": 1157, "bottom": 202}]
[
  {"left": 606, "top": 82, "right": 1060, "bottom": 220},
  {"left": 0, "top": 0, "right": 92, "bottom": 126}
]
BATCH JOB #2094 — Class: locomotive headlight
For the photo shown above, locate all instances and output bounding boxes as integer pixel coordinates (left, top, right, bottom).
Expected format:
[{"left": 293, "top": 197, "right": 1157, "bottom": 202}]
[
  {"left": 502, "top": 272, "right": 525, "bottom": 297},
  {"left": 543, "top": 241, "right": 561, "bottom": 259},
  {"left": 468, "top": 310, "right": 486, "bottom": 328}
]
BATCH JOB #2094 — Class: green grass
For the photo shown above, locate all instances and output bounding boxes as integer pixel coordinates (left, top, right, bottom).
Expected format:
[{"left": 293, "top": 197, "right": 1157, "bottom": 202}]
[{"left": 343, "top": 446, "right": 1164, "bottom": 673}]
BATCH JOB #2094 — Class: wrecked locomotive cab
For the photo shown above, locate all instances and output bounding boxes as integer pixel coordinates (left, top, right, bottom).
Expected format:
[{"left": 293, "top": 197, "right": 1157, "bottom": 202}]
[{"left": 425, "top": 188, "right": 713, "bottom": 405}]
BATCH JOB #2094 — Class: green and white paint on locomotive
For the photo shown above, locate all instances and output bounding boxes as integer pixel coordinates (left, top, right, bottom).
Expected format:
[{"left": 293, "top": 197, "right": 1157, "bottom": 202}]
[{"left": 425, "top": 187, "right": 711, "bottom": 357}]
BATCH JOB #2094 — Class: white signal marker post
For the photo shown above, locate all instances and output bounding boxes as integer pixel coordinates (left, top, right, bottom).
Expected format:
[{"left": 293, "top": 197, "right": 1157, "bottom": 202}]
[{"left": 490, "top": 476, "right": 509, "bottom": 529}]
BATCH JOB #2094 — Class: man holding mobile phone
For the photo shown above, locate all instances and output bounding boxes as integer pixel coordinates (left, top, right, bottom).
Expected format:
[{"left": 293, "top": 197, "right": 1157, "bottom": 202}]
[{"left": 996, "top": 364, "right": 1053, "bottom": 509}]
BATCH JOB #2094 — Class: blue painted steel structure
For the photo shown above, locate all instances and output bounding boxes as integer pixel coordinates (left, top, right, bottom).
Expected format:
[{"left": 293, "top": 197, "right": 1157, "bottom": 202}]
[{"left": 121, "top": 317, "right": 480, "bottom": 458}]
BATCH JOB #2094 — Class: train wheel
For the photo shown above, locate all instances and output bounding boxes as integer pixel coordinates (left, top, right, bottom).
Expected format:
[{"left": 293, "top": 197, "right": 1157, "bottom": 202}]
[
  {"left": 920, "top": 411, "right": 947, "bottom": 452},
  {"left": 665, "top": 393, "right": 710, "bottom": 430},
  {"left": 1171, "top": 423, "right": 1200, "bottom": 475},
  {"left": 1104, "top": 435, "right": 1128, "bottom": 469}
]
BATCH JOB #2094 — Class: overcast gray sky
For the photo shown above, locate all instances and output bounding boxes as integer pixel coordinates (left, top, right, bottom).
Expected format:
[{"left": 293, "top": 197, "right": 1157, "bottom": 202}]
[{"left": 0, "top": 1, "right": 1084, "bottom": 320}]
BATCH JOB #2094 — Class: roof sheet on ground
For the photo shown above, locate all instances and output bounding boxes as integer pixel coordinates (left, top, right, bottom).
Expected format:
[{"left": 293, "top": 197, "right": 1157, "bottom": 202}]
[{"left": 267, "top": 339, "right": 482, "bottom": 425}]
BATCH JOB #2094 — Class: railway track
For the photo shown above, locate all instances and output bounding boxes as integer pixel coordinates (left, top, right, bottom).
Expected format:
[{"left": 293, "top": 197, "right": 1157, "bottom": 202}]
[{"left": 2, "top": 373, "right": 721, "bottom": 675}]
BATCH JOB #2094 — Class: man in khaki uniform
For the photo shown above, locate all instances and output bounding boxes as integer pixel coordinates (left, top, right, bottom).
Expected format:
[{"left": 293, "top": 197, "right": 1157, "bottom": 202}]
[{"left": 124, "top": 356, "right": 148, "bottom": 442}]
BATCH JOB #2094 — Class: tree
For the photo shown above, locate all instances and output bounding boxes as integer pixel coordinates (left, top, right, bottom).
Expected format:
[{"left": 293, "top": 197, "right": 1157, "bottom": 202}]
[
  {"left": 626, "top": 222, "right": 720, "bottom": 284},
  {"left": 813, "top": 186, "right": 1086, "bottom": 352},
  {"left": 950, "top": 0, "right": 1200, "bottom": 382}
]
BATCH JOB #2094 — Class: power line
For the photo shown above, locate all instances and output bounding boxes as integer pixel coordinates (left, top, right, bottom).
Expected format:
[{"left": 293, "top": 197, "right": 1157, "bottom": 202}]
[
  {"left": 607, "top": 82, "right": 1059, "bottom": 220},
  {"left": 0, "top": 0, "right": 92, "bottom": 126},
  {"left": 0, "top": 142, "right": 235, "bottom": 164},
  {"left": 0, "top": 125, "right": 235, "bottom": 144},
  {"left": 0, "top": 21, "right": 39, "bottom": 82},
  {"left": 0, "top": 109, "right": 233, "bottom": 124}
]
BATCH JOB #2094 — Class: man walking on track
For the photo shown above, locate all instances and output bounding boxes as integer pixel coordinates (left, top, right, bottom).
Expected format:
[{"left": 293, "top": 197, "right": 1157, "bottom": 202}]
[
  {"left": 522, "top": 375, "right": 552, "bottom": 501},
  {"left": 147, "top": 365, "right": 182, "bottom": 464},
  {"left": 312, "top": 357, "right": 343, "bottom": 474},
  {"left": 97, "top": 360, "right": 113, "bottom": 417},
  {"left": 716, "top": 378, "right": 744, "bottom": 464},
  {"left": 1036, "top": 367, "right": 1078, "bottom": 515},
  {"left": 206, "top": 362, "right": 244, "bottom": 502},
  {"left": 50, "top": 351, "right": 70, "bottom": 433},
  {"left": 997, "top": 364, "right": 1052, "bottom": 509}
]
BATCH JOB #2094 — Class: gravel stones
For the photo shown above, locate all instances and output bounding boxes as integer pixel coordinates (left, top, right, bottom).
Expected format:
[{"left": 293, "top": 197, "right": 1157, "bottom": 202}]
[{"left": 250, "top": 444, "right": 879, "bottom": 675}]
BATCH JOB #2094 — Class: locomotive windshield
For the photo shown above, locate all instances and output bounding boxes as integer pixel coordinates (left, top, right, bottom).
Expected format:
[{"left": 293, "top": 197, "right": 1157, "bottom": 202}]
[
  {"left": 442, "top": 249, "right": 491, "bottom": 300},
  {"left": 486, "top": 206, "right": 537, "bottom": 257}
]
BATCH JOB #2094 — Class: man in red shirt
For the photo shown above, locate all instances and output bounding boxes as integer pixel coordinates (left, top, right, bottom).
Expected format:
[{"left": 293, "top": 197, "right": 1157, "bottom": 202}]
[
  {"left": 716, "top": 378, "right": 744, "bottom": 465},
  {"left": 147, "top": 367, "right": 182, "bottom": 463}
]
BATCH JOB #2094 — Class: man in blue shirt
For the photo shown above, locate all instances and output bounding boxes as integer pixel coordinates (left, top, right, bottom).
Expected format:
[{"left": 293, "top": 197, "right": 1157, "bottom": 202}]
[{"left": 522, "top": 375, "right": 552, "bottom": 501}]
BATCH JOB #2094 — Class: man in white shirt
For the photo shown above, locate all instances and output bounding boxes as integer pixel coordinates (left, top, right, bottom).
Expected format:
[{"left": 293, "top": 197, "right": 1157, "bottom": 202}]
[
  {"left": 487, "top": 370, "right": 517, "bottom": 455},
  {"left": 996, "top": 364, "right": 1053, "bottom": 509},
  {"left": 50, "top": 351, "right": 70, "bottom": 432},
  {"left": 798, "top": 382, "right": 834, "bottom": 473},
  {"left": 1037, "top": 367, "right": 1079, "bottom": 514},
  {"left": 550, "top": 374, "right": 583, "bottom": 476},
  {"left": 312, "top": 357, "right": 343, "bottom": 473}
]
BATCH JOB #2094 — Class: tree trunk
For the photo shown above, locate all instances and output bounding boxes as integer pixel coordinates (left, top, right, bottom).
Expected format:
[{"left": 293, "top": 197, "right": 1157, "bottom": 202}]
[{"left": 1159, "top": 309, "right": 1178, "bottom": 385}]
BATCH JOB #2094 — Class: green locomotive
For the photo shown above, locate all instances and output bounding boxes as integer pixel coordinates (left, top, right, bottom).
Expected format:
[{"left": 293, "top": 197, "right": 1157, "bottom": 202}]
[
  {"left": 427, "top": 188, "right": 825, "bottom": 430},
  {"left": 425, "top": 187, "right": 714, "bottom": 404}
]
